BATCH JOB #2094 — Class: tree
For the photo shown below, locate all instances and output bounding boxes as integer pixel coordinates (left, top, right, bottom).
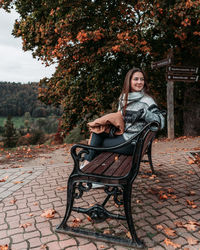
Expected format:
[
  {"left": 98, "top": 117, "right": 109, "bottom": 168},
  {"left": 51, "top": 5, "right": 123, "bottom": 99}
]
[
  {"left": 3, "top": 116, "right": 18, "bottom": 148},
  {"left": 1, "top": 0, "right": 199, "bottom": 135}
]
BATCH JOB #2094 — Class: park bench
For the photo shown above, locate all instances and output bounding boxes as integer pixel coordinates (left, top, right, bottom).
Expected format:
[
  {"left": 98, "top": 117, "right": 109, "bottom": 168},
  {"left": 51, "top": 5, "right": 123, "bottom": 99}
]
[{"left": 56, "top": 121, "right": 159, "bottom": 248}]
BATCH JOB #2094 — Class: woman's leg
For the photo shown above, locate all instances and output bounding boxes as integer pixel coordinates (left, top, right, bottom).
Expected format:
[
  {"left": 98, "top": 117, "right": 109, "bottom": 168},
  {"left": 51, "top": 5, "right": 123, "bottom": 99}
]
[
  {"left": 84, "top": 132, "right": 108, "bottom": 162},
  {"left": 102, "top": 135, "right": 134, "bottom": 155},
  {"left": 84, "top": 133, "right": 134, "bottom": 162}
]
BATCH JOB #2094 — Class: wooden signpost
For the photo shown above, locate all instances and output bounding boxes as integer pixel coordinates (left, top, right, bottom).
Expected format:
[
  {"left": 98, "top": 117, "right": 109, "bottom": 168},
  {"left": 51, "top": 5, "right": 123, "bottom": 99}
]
[{"left": 151, "top": 53, "right": 199, "bottom": 139}]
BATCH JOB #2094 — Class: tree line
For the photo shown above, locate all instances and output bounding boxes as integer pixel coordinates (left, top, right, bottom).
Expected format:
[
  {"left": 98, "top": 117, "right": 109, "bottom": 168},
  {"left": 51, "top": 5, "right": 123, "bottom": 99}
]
[{"left": 0, "top": 82, "right": 62, "bottom": 117}]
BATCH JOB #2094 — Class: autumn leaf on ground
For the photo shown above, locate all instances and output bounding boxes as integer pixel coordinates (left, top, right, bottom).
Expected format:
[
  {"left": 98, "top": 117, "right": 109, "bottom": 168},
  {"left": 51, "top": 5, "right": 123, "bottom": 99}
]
[
  {"left": 70, "top": 217, "right": 82, "bottom": 228},
  {"left": 164, "top": 227, "right": 176, "bottom": 237},
  {"left": 186, "top": 200, "right": 197, "bottom": 208},
  {"left": 126, "top": 231, "right": 132, "bottom": 239},
  {"left": 114, "top": 156, "right": 118, "bottom": 161},
  {"left": 188, "top": 159, "right": 195, "bottom": 164},
  {"left": 168, "top": 174, "right": 176, "bottom": 178},
  {"left": 103, "top": 229, "right": 112, "bottom": 234},
  {"left": 156, "top": 224, "right": 164, "bottom": 230},
  {"left": 184, "top": 223, "right": 197, "bottom": 231},
  {"left": 19, "top": 223, "right": 32, "bottom": 228},
  {"left": 0, "top": 245, "right": 9, "bottom": 250},
  {"left": 56, "top": 186, "right": 67, "bottom": 191},
  {"left": 86, "top": 215, "right": 93, "bottom": 222},
  {"left": 164, "top": 238, "right": 181, "bottom": 248},
  {"left": 159, "top": 191, "right": 168, "bottom": 200},
  {"left": 41, "top": 209, "right": 56, "bottom": 218},
  {"left": 188, "top": 190, "right": 196, "bottom": 196},
  {"left": 149, "top": 174, "right": 157, "bottom": 180},
  {"left": 174, "top": 221, "right": 184, "bottom": 228},
  {"left": 40, "top": 244, "right": 48, "bottom": 249},
  {"left": 99, "top": 245, "right": 105, "bottom": 249},
  {"left": 0, "top": 176, "right": 8, "bottom": 182},
  {"left": 14, "top": 181, "right": 23, "bottom": 184},
  {"left": 187, "top": 237, "right": 198, "bottom": 245},
  {"left": 9, "top": 199, "right": 17, "bottom": 204}
]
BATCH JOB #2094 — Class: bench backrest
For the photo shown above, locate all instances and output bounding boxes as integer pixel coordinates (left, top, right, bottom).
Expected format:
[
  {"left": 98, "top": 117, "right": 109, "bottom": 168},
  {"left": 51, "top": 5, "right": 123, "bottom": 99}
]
[{"left": 128, "top": 122, "right": 158, "bottom": 182}]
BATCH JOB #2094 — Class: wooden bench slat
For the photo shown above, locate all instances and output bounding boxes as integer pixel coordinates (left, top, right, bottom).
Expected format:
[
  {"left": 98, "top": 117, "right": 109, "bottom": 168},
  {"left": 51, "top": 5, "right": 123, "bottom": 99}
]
[
  {"left": 92, "top": 153, "right": 119, "bottom": 175},
  {"left": 82, "top": 152, "right": 113, "bottom": 173},
  {"left": 113, "top": 155, "right": 132, "bottom": 176},
  {"left": 103, "top": 154, "right": 128, "bottom": 176}
]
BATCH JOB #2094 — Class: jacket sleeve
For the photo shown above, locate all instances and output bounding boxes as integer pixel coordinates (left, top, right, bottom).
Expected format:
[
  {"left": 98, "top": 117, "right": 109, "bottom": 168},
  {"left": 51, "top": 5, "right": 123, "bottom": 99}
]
[{"left": 142, "top": 104, "right": 165, "bottom": 129}]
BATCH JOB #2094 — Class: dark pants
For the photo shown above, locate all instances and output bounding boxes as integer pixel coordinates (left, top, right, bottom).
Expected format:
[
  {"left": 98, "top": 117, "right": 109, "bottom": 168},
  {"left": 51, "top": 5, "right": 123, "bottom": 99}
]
[{"left": 84, "top": 132, "right": 134, "bottom": 162}]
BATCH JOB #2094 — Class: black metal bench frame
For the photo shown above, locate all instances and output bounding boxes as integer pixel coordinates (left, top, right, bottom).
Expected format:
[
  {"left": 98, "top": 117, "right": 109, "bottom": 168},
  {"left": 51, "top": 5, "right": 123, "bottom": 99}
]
[{"left": 56, "top": 122, "right": 159, "bottom": 248}]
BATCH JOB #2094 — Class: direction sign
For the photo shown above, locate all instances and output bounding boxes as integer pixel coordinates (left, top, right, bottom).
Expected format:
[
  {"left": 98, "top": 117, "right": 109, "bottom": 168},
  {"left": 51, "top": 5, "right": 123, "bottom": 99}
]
[
  {"left": 166, "top": 74, "right": 199, "bottom": 82},
  {"left": 151, "top": 57, "right": 172, "bottom": 69},
  {"left": 167, "top": 66, "right": 198, "bottom": 75}
]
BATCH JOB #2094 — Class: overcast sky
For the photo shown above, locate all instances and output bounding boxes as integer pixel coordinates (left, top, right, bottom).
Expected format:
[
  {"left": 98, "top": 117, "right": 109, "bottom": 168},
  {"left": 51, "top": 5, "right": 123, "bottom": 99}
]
[{"left": 0, "top": 9, "right": 56, "bottom": 83}]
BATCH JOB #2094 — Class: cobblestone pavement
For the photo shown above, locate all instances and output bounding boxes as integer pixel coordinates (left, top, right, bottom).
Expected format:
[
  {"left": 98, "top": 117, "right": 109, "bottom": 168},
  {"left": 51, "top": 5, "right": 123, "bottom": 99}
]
[{"left": 0, "top": 136, "right": 200, "bottom": 250}]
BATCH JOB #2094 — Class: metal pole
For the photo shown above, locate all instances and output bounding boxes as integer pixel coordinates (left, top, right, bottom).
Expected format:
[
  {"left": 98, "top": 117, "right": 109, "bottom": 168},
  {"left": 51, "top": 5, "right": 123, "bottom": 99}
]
[{"left": 167, "top": 80, "right": 174, "bottom": 139}]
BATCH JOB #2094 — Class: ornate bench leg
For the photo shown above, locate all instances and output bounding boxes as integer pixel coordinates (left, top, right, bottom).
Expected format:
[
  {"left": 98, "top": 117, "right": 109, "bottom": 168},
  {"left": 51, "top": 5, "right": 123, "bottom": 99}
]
[
  {"left": 123, "top": 185, "right": 145, "bottom": 248},
  {"left": 56, "top": 178, "right": 75, "bottom": 230}
]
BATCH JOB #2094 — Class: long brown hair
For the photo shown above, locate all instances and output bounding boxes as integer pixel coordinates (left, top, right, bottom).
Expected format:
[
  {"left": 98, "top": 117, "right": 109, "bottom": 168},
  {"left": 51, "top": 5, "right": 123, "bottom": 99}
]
[{"left": 120, "top": 67, "right": 148, "bottom": 115}]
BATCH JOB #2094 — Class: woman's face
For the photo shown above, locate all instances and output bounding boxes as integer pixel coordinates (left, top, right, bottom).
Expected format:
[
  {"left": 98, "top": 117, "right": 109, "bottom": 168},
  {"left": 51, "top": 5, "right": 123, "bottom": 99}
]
[{"left": 130, "top": 71, "right": 145, "bottom": 92}]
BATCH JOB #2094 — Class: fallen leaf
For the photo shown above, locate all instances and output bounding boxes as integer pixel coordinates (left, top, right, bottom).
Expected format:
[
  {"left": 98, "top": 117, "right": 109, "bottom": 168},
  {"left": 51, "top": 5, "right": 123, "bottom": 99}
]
[
  {"left": 33, "top": 202, "right": 38, "bottom": 206},
  {"left": 114, "top": 156, "right": 119, "bottom": 161},
  {"left": 184, "top": 223, "right": 196, "bottom": 231},
  {"left": 28, "top": 213, "right": 33, "bottom": 217},
  {"left": 187, "top": 237, "right": 198, "bottom": 245},
  {"left": 188, "top": 159, "right": 195, "bottom": 164},
  {"left": 103, "top": 229, "right": 112, "bottom": 234},
  {"left": 70, "top": 217, "right": 82, "bottom": 228},
  {"left": 0, "top": 245, "right": 9, "bottom": 250},
  {"left": 164, "top": 227, "right": 176, "bottom": 236},
  {"left": 149, "top": 174, "right": 157, "bottom": 179},
  {"left": 19, "top": 223, "right": 32, "bottom": 228},
  {"left": 0, "top": 176, "right": 8, "bottom": 182},
  {"left": 164, "top": 238, "right": 181, "bottom": 248},
  {"left": 189, "top": 190, "right": 196, "bottom": 196},
  {"left": 126, "top": 231, "right": 132, "bottom": 239},
  {"left": 14, "top": 181, "right": 23, "bottom": 184},
  {"left": 41, "top": 209, "right": 56, "bottom": 218},
  {"left": 99, "top": 245, "right": 105, "bottom": 249},
  {"left": 9, "top": 199, "right": 17, "bottom": 204},
  {"left": 186, "top": 200, "right": 197, "bottom": 208},
  {"left": 40, "top": 244, "right": 48, "bottom": 249},
  {"left": 156, "top": 224, "right": 164, "bottom": 230},
  {"left": 56, "top": 186, "right": 67, "bottom": 191},
  {"left": 159, "top": 193, "right": 168, "bottom": 200},
  {"left": 86, "top": 215, "right": 93, "bottom": 222},
  {"left": 168, "top": 174, "right": 176, "bottom": 178}
]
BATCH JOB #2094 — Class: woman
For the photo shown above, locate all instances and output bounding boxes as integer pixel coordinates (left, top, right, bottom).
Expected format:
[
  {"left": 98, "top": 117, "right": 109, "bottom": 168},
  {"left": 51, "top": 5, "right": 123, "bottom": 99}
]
[{"left": 83, "top": 67, "right": 165, "bottom": 164}]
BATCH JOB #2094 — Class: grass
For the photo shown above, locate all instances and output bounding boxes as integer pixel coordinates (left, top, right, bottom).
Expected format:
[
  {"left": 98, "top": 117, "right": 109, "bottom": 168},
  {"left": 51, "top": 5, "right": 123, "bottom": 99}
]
[{"left": 0, "top": 117, "right": 25, "bottom": 129}]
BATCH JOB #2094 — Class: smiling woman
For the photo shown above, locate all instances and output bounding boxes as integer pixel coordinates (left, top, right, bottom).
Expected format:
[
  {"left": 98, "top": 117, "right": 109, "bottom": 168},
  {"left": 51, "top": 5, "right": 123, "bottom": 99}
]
[{"left": 0, "top": 9, "right": 55, "bottom": 83}]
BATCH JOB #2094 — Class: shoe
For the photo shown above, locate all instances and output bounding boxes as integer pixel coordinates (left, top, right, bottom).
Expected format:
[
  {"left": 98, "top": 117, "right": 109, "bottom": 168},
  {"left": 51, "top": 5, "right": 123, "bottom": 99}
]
[{"left": 80, "top": 163, "right": 85, "bottom": 169}]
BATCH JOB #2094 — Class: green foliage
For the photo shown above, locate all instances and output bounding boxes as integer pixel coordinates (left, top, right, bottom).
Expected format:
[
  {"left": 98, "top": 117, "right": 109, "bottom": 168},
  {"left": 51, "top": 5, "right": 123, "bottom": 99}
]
[{"left": 3, "top": 116, "right": 18, "bottom": 148}]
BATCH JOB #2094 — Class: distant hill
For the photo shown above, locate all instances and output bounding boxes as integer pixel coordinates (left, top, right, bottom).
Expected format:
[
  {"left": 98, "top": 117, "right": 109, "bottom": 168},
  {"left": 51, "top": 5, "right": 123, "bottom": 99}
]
[{"left": 0, "top": 81, "right": 62, "bottom": 117}]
